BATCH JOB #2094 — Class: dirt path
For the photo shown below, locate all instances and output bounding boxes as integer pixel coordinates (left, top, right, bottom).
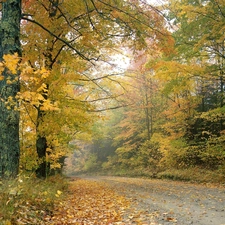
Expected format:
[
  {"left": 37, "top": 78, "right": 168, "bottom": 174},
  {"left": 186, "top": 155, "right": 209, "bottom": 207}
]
[{"left": 81, "top": 176, "right": 225, "bottom": 225}]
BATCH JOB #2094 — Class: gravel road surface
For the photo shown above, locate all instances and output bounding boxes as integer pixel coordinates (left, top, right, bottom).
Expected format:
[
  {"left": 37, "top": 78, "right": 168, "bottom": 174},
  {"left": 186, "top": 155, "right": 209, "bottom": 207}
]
[{"left": 81, "top": 176, "right": 225, "bottom": 225}]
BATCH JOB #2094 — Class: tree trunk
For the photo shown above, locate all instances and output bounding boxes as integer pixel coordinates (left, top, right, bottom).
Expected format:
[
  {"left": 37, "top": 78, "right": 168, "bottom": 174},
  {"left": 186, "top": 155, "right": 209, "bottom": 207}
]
[
  {"left": 145, "top": 92, "right": 151, "bottom": 141},
  {"left": 35, "top": 46, "right": 53, "bottom": 179},
  {"left": 0, "top": 0, "right": 21, "bottom": 178},
  {"left": 35, "top": 91, "right": 50, "bottom": 178},
  {"left": 36, "top": 133, "right": 50, "bottom": 178},
  {"left": 35, "top": 3, "right": 60, "bottom": 178}
]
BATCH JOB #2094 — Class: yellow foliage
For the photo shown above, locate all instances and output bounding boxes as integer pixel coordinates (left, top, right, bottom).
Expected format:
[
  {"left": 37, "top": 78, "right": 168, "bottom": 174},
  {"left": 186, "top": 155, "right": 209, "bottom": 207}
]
[
  {"left": 40, "top": 99, "right": 59, "bottom": 111},
  {"left": 40, "top": 67, "right": 50, "bottom": 79},
  {"left": 37, "top": 83, "right": 48, "bottom": 93},
  {"left": 6, "top": 79, "right": 12, "bottom": 84},
  {"left": 3, "top": 53, "right": 20, "bottom": 74},
  {"left": 0, "top": 62, "right": 4, "bottom": 74}
]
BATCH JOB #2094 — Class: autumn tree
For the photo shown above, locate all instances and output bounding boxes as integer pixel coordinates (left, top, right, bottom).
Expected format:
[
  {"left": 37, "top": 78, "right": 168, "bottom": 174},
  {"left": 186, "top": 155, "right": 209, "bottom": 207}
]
[
  {"left": 110, "top": 68, "right": 164, "bottom": 171},
  {"left": 164, "top": 0, "right": 225, "bottom": 169}
]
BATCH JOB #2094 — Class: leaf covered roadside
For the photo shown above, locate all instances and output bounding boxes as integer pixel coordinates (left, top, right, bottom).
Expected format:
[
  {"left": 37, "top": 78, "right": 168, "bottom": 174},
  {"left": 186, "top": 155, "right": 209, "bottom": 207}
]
[
  {"left": 47, "top": 178, "right": 158, "bottom": 225},
  {"left": 46, "top": 178, "right": 131, "bottom": 224},
  {"left": 0, "top": 175, "right": 68, "bottom": 225},
  {"left": 0, "top": 176, "right": 157, "bottom": 225}
]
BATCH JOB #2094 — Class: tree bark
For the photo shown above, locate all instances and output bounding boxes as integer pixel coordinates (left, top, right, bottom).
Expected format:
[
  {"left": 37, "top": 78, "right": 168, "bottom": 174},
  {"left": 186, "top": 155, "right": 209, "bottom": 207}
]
[
  {"left": 0, "top": 0, "right": 21, "bottom": 178},
  {"left": 35, "top": 88, "right": 50, "bottom": 178},
  {"left": 36, "top": 132, "right": 50, "bottom": 178},
  {"left": 35, "top": 1, "right": 60, "bottom": 178},
  {"left": 35, "top": 47, "right": 53, "bottom": 178}
]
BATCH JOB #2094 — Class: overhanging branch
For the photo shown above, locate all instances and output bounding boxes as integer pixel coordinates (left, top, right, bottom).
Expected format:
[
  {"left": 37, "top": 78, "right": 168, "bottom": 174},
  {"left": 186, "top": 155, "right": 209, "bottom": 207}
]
[
  {"left": 88, "top": 103, "right": 132, "bottom": 112},
  {"left": 21, "top": 16, "right": 97, "bottom": 63}
]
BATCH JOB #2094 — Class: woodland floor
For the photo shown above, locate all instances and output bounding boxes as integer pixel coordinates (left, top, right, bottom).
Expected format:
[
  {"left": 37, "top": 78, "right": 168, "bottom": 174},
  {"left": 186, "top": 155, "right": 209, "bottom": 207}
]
[{"left": 45, "top": 176, "right": 225, "bottom": 225}]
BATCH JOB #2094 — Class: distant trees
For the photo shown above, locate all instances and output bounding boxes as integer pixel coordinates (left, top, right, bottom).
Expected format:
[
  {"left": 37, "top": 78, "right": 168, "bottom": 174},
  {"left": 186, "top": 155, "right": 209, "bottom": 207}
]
[
  {"left": 166, "top": 0, "right": 225, "bottom": 169},
  {"left": 73, "top": 0, "right": 225, "bottom": 179}
]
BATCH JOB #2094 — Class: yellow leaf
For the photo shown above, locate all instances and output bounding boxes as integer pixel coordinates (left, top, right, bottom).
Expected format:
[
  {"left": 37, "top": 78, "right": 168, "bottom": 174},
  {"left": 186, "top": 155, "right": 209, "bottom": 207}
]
[
  {"left": 57, "top": 190, "right": 62, "bottom": 195},
  {"left": 55, "top": 190, "right": 62, "bottom": 197},
  {"left": 6, "top": 80, "right": 12, "bottom": 84},
  {"left": 40, "top": 68, "right": 50, "bottom": 79},
  {"left": 46, "top": 198, "right": 51, "bottom": 204},
  {"left": 3, "top": 220, "right": 12, "bottom": 225}
]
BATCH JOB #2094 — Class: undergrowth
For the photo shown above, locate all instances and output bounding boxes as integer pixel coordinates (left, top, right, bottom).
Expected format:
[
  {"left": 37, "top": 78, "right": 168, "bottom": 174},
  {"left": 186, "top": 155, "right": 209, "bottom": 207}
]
[
  {"left": 75, "top": 167, "right": 225, "bottom": 185},
  {"left": 0, "top": 174, "right": 68, "bottom": 225},
  {"left": 157, "top": 168, "right": 225, "bottom": 184}
]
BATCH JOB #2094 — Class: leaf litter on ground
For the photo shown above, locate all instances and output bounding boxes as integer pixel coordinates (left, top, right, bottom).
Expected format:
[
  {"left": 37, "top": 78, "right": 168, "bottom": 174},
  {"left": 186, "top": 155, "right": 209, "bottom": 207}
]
[{"left": 44, "top": 178, "right": 158, "bottom": 225}]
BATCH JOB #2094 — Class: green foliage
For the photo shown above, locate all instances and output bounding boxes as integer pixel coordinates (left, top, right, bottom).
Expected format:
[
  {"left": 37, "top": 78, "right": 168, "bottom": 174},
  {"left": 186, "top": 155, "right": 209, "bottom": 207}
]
[
  {"left": 159, "top": 139, "right": 188, "bottom": 169},
  {"left": 83, "top": 154, "right": 101, "bottom": 172},
  {"left": 102, "top": 155, "right": 119, "bottom": 171},
  {"left": 157, "top": 168, "right": 225, "bottom": 183},
  {"left": 200, "top": 135, "right": 225, "bottom": 169},
  {"left": 136, "top": 140, "right": 162, "bottom": 170}
]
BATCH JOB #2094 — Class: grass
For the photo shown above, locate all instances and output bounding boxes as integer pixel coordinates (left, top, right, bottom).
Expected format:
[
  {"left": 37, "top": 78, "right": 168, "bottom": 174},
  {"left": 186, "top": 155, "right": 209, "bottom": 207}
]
[
  {"left": 0, "top": 173, "right": 68, "bottom": 225},
  {"left": 156, "top": 168, "right": 225, "bottom": 184},
  {"left": 75, "top": 166, "right": 225, "bottom": 186}
]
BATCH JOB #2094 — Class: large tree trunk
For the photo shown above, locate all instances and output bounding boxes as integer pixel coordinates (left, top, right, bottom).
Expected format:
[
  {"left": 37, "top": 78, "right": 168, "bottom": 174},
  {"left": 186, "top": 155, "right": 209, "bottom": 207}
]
[{"left": 0, "top": 0, "right": 21, "bottom": 178}]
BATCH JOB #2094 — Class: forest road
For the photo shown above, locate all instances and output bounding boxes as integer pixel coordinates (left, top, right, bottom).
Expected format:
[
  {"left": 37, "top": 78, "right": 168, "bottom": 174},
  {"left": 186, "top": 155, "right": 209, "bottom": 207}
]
[{"left": 79, "top": 176, "right": 225, "bottom": 225}]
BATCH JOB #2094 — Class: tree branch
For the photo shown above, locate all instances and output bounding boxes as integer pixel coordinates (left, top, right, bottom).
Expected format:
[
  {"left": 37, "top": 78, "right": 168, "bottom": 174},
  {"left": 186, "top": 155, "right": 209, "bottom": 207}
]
[
  {"left": 88, "top": 103, "right": 131, "bottom": 112},
  {"left": 21, "top": 16, "right": 97, "bottom": 63}
]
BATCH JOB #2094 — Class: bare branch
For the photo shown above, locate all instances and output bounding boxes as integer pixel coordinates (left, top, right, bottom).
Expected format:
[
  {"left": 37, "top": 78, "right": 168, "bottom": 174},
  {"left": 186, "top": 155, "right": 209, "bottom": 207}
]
[
  {"left": 88, "top": 103, "right": 132, "bottom": 112},
  {"left": 97, "top": 0, "right": 165, "bottom": 36},
  {"left": 78, "top": 72, "right": 125, "bottom": 82},
  {"left": 81, "top": 94, "right": 124, "bottom": 103}
]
